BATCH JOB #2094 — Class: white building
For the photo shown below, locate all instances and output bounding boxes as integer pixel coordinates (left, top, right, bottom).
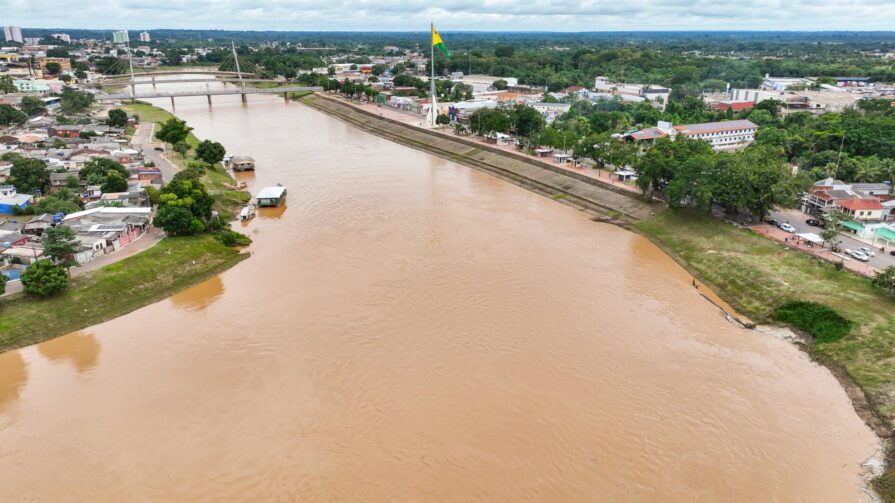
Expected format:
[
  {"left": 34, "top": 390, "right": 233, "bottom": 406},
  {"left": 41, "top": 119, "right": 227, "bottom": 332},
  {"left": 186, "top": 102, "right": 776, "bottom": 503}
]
[
  {"left": 761, "top": 74, "right": 813, "bottom": 91},
  {"left": 673, "top": 119, "right": 758, "bottom": 151},
  {"left": 112, "top": 30, "right": 129, "bottom": 44},
  {"left": 51, "top": 33, "right": 71, "bottom": 43},
  {"left": 139, "top": 31, "right": 151, "bottom": 42},
  {"left": 593, "top": 76, "right": 670, "bottom": 110},
  {"left": 3, "top": 26, "right": 23, "bottom": 44}
]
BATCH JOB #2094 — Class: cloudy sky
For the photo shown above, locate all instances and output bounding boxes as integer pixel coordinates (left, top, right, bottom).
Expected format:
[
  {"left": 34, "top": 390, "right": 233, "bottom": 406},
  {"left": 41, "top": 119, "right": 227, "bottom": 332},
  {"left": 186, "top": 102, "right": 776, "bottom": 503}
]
[{"left": 6, "top": 0, "right": 895, "bottom": 31}]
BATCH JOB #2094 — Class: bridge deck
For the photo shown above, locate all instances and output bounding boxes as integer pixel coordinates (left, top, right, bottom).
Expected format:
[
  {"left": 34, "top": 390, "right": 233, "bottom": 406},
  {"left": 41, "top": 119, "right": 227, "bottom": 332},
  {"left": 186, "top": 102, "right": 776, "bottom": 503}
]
[{"left": 95, "top": 86, "right": 321, "bottom": 101}]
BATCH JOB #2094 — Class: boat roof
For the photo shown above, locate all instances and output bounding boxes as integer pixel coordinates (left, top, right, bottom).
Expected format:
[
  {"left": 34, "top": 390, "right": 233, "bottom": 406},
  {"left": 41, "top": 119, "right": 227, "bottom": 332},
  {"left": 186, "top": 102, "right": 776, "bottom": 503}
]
[{"left": 256, "top": 186, "right": 286, "bottom": 199}]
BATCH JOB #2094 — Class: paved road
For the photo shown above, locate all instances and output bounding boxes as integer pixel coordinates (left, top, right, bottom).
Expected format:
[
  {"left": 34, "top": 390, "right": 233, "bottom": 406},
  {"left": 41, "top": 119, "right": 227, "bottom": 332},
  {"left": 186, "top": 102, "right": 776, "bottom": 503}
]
[
  {"left": 770, "top": 208, "right": 895, "bottom": 270},
  {"left": 2, "top": 227, "right": 164, "bottom": 297},
  {"left": 132, "top": 122, "right": 179, "bottom": 183}
]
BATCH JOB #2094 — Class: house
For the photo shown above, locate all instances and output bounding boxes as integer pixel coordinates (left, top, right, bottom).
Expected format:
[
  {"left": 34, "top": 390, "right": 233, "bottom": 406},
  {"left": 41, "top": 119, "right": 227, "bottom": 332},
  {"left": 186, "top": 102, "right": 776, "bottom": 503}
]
[
  {"left": 711, "top": 100, "right": 755, "bottom": 112},
  {"left": 23, "top": 213, "right": 59, "bottom": 235},
  {"left": 852, "top": 183, "right": 891, "bottom": 197},
  {"left": 673, "top": 119, "right": 758, "bottom": 151},
  {"left": 48, "top": 125, "right": 83, "bottom": 138},
  {"left": 62, "top": 206, "right": 152, "bottom": 255},
  {"left": 593, "top": 76, "right": 671, "bottom": 110},
  {"left": 836, "top": 198, "right": 885, "bottom": 221},
  {"left": 49, "top": 170, "right": 81, "bottom": 191},
  {"left": 0, "top": 232, "right": 29, "bottom": 247},
  {"left": 135, "top": 167, "right": 162, "bottom": 184},
  {"left": 0, "top": 191, "right": 32, "bottom": 215},
  {"left": 0, "top": 244, "right": 44, "bottom": 265}
]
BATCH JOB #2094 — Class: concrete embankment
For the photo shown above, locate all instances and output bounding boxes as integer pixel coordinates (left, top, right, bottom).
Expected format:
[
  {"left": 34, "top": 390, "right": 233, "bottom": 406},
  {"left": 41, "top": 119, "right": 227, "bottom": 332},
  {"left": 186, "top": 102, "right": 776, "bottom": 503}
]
[{"left": 301, "top": 94, "right": 659, "bottom": 222}]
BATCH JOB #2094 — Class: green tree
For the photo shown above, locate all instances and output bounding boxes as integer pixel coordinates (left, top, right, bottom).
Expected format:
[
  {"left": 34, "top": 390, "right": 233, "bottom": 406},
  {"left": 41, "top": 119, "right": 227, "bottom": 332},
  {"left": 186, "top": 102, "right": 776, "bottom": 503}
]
[
  {"left": 59, "top": 86, "right": 94, "bottom": 114},
  {"left": 195, "top": 140, "right": 226, "bottom": 165},
  {"left": 59, "top": 74, "right": 72, "bottom": 83},
  {"left": 0, "top": 272, "right": 6, "bottom": 297},
  {"left": 494, "top": 46, "right": 515, "bottom": 58},
  {"left": 9, "top": 155, "right": 50, "bottom": 194},
  {"left": 513, "top": 104, "right": 545, "bottom": 138},
  {"left": 43, "top": 225, "right": 80, "bottom": 270},
  {"left": 155, "top": 117, "right": 192, "bottom": 145},
  {"left": 854, "top": 156, "right": 883, "bottom": 182},
  {"left": 81, "top": 158, "right": 128, "bottom": 187},
  {"left": 820, "top": 210, "right": 847, "bottom": 248},
  {"left": 173, "top": 141, "right": 190, "bottom": 158},
  {"left": 872, "top": 267, "right": 895, "bottom": 297},
  {"left": 19, "top": 96, "right": 47, "bottom": 117},
  {"left": 0, "top": 104, "right": 26, "bottom": 126},
  {"left": 107, "top": 108, "right": 128, "bottom": 128},
  {"left": 152, "top": 170, "right": 214, "bottom": 236},
  {"left": 153, "top": 205, "right": 203, "bottom": 236},
  {"left": 21, "top": 260, "right": 69, "bottom": 297},
  {"left": 492, "top": 79, "right": 508, "bottom": 90},
  {"left": 101, "top": 170, "right": 129, "bottom": 193},
  {"left": 43, "top": 62, "right": 61, "bottom": 75},
  {"left": 0, "top": 75, "right": 16, "bottom": 93},
  {"left": 32, "top": 190, "right": 83, "bottom": 214}
]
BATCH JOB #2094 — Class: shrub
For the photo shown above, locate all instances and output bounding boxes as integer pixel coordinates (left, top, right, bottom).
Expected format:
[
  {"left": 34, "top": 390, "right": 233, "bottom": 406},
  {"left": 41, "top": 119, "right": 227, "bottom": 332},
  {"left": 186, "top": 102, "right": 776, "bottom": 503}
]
[
  {"left": 772, "top": 301, "right": 852, "bottom": 343},
  {"left": 21, "top": 260, "right": 70, "bottom": 297},
  {"left": 214, "top": 228, "right": 252, "bottom": 247}
]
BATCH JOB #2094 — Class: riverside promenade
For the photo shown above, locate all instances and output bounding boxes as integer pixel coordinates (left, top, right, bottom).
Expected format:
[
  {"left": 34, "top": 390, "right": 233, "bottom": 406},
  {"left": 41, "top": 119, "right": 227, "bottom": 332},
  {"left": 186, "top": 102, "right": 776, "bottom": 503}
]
[{"left": 302, "top": 93, "right": 658, "bottom": 222}]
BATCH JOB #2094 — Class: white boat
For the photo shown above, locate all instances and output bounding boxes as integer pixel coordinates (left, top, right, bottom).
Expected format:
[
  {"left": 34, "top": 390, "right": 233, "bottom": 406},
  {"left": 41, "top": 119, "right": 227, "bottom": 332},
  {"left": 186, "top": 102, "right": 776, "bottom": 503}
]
[{"left": 239, "top": 204, "right": 256, "bottom": 221}]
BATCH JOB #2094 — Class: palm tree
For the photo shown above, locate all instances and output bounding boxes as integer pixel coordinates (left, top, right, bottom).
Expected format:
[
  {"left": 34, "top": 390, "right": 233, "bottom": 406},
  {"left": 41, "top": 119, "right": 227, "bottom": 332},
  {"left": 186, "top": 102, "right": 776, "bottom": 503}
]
[
  {"left": 880, "top": 158, "right": 895, "bottom": 193},
  {"left": 854, "top": 156, "right": 882, "bottom": 183}
]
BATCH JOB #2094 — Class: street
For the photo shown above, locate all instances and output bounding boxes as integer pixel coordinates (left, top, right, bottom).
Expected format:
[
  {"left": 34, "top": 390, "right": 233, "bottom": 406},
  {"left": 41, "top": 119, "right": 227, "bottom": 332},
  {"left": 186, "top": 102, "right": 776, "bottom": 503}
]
[
  {"left": 132, "top": 122, "right": 179, "bottom": 183},
  {"left": 770, "top": 208, "right": 895, "bottom": 271}
]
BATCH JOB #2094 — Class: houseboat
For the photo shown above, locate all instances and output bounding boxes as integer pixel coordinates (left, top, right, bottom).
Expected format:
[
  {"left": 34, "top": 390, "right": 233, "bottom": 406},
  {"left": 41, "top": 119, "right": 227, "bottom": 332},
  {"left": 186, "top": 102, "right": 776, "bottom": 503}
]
[
  {"left": 229, "top": 155, "right": 256, "bottom": 172},
  {"left": 255, "top": 185, "right": 287, "bottom": 207}
]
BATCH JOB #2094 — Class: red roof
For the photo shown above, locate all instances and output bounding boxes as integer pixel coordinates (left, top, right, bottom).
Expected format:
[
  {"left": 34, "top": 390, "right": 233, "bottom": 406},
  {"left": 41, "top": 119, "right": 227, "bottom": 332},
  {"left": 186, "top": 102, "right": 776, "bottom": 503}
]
[
  {"left": 837, "top": 198, "right": 883, "bottom": 211},
  {"left": 629, "top": 127, "right": 667, "bottom": 141},
  {"left": 564, "top": 86, "right": 585, "bottom": 93},
  {"left": 711, "top": 101, "right": 754, "bottom": 112}
]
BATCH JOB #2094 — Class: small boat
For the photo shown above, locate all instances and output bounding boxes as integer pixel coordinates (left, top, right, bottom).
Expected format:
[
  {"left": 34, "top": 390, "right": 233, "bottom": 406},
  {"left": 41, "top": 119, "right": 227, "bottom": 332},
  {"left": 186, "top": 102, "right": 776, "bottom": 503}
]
[
  {"left": 255, "top": 185, "right": 287, "bottom": 207},
  {"left": 239, "top": 204, "right": 256, "bottom": 221},
  {"left": 230, "top": 155, "right": 256, "bottom": 172}
]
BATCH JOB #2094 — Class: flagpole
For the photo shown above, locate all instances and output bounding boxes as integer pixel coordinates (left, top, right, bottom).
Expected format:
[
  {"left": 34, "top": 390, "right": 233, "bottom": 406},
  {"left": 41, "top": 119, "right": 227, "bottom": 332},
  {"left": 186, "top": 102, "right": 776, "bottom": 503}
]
[{"left": 430, "top": 22, "right": 436, "bottom": 128}]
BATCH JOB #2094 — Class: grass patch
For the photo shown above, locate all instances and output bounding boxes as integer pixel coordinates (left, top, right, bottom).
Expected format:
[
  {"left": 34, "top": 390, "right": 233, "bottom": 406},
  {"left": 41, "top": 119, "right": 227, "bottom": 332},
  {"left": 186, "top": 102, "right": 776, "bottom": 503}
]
[
  {"left": 552, "top": 192, "right": 569, "bottom": 200},
  {"left": 0, "top": 235, "right": 247, "bottom": 353},
  {"left": 773, "top": 301, "right": 853, "bottom": 343}
]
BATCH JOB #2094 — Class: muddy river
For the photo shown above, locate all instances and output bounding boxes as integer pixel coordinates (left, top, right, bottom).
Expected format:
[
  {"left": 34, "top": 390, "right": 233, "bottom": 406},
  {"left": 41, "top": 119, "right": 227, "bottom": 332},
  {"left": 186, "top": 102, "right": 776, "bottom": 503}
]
[{"left": 0, "top": 81, "right": 880, "bottom": 501}]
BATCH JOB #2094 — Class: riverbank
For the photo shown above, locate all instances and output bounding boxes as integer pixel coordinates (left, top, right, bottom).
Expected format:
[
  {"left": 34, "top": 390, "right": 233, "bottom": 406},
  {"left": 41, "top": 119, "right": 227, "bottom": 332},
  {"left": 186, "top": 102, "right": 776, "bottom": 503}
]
[
  {"left": 0, "top": 235, "right": 248, "bottom": 353},
  {"left": 123, "top": 102, "right": 251, "bottom": 220},
  {"left": 303, "top": 92, "right": 895, "bottom": 499}
]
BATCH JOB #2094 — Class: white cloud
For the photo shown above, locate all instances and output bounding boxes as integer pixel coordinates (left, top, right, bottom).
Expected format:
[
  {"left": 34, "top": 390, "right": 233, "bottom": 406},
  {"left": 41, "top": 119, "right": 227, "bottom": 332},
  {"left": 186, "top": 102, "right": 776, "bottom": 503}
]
[{"left": 6, "top": 0, "right": 895, "bottom": 31}]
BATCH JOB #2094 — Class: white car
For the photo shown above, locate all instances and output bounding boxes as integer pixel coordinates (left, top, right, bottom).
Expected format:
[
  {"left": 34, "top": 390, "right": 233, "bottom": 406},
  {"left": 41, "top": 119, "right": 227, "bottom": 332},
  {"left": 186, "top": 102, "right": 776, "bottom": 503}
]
[
  {"left": 849, "top": 249, "right": 871, "bottom": 262},
  {"left": 856, "top": 247, "right": 876, "bottom": 257},
  {"left": 779, "top": 222, "right": 795, "bottom": 233}
]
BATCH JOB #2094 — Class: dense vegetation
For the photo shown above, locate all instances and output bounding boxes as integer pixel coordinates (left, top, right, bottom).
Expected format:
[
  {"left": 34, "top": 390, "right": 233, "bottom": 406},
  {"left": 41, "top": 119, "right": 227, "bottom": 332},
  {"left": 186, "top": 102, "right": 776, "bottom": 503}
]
[{"left": 772, "top": 301, "right": 853, "bottom": 343}]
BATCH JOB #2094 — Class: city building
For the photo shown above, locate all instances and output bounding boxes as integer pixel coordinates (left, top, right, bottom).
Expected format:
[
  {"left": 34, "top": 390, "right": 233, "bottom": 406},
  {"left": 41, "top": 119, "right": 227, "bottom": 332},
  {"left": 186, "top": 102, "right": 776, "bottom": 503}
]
[
  {"left": 627, "top": 120, "right": 757, "bottom": 151},
  {"left": 594, "top": 76, "right": 671, "bottom": 110},
  {"left": 139, "top": 31, "right": 151, "bottom": 42},
  {"left": 51, "top": 33, "right": 71, "bottom": 43},
  {"left": 113, "top": 30, "right": 129, "bottom": 44},
  {"left": 761, "top": 74, "right": 813, "bottom": 91},
  {"left": 3, "top": 26, "right": 23, "bottom": 44}
]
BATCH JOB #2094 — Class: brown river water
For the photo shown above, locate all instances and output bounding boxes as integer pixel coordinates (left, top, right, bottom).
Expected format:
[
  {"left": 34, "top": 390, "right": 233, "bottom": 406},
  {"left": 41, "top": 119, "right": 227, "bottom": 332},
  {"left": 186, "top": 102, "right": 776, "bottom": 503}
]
[{"left": 0, "top": 81, "right": 881, "bottom": 501}]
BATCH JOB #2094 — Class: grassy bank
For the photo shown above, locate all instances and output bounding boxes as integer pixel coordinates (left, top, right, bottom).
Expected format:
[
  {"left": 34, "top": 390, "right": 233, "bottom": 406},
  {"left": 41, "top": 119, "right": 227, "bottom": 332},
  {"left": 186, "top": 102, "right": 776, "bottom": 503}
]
[
  {"left": 123, "top": 102, "right": 251, "bottom": 220},
  {"left": 637, "top": 211, "right": 895, "bottom": 417},
  {"left": 0, "top": 235, "right": 247, "bottom": 353}
]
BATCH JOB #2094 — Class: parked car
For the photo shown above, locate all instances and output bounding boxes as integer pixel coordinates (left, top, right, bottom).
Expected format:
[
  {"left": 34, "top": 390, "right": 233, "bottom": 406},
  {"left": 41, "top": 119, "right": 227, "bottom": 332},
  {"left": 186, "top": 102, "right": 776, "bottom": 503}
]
[
  {"left": 154, "top": 146, "right": 165, "bottom": 152},
  {"left": 806, "top": 218, "right": 823, "bottom": 227},
  {"left": 848, "top": 249, "right": 871, "bottom": 262},
  {"left": 890, "top": 250, "right": 895, "bottom": 256},
  {"left": 767, "top": 218, "right": 781, "bottom": 227},
  {"left": 856, "top": 247, "right": 876, "bottom": 257},
  {"left": 779, "top": 223, "right": 796, "bottom": 233}
]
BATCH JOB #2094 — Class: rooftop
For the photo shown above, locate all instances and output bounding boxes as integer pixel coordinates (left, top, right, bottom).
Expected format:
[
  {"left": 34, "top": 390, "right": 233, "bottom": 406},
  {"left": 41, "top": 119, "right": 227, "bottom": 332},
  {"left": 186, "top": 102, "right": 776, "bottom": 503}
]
[
  {"left": 838, "top": 198, "right": 883, "bottom": 211},
  {"left": 256, "top": 186, "right": 286, "bottom": 199},
  {"left": 674, "top": 120, "right": 758, "bottom": 135}
]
